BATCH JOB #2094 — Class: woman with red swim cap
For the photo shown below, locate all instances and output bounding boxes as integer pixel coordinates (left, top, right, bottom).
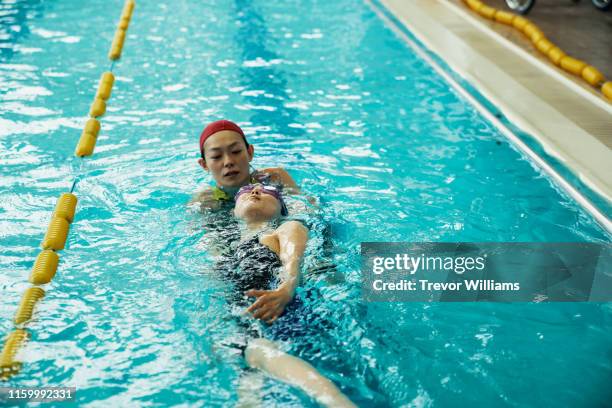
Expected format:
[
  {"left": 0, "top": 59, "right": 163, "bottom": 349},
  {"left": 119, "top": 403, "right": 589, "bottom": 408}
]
[{"left": 191, "top": 119, "right": 300, "bottom": 208}]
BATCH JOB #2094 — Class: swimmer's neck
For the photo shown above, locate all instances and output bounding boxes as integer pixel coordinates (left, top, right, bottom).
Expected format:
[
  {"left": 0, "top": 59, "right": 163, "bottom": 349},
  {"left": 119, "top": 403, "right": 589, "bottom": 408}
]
[
  {"left": 245, "top": 220, "right": 271, "bottom": 231},
  {"left": 241, "top": 220, "right": 275, "bottom": 239}
]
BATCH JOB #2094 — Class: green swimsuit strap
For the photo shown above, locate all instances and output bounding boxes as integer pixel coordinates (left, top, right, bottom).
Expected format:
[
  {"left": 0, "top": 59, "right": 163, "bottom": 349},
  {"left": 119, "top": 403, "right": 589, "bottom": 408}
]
[{"left": 212, "top": 186, "right": 232, "bottom": 201}]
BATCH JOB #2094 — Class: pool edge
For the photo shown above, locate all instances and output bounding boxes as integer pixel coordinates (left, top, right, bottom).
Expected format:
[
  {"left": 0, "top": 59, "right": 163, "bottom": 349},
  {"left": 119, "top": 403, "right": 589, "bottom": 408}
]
[{"left": 370, "top": 0, "right": 612, "bottom": 234}]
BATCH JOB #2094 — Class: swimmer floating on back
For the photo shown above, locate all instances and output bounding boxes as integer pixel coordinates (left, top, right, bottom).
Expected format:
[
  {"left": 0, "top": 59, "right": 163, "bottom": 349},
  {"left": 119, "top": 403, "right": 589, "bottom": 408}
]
[
  {"left": 224, "top": 183, "right": 355, "bottom": 407},
  {"left": 191, "top": 119, "right": 301, "bottom": 209}
]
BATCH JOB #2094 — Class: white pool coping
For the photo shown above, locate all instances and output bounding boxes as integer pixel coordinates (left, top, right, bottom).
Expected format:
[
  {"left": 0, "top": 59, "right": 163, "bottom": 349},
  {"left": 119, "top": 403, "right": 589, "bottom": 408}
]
[{"left": 372, "top": 0, "right": 612, "bottom": 233}]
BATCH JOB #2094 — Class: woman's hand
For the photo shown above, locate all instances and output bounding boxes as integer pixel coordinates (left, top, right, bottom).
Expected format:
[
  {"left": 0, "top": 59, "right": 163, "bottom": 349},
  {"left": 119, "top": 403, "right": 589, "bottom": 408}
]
[{"left": 245, "top": 285, "right": 295, "bottom": 324}]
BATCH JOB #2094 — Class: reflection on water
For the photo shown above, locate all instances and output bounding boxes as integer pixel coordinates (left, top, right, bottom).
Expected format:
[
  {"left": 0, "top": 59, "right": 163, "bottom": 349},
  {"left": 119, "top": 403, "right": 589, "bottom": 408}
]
[
  {"left": 234, "top": 0, "right": 303, "bottom": 140},
  {"left": 0, "top": 0, "right": 45, "bottom": 62}
]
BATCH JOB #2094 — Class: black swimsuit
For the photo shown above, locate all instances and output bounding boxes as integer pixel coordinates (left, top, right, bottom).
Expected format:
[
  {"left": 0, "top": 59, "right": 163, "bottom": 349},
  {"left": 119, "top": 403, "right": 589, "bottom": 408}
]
[
  {"left": 216, "top": 231, "right": 313, "bottom": 348},
  {"left": 221, "top": 233, "right": 282, "bottom": 306}
]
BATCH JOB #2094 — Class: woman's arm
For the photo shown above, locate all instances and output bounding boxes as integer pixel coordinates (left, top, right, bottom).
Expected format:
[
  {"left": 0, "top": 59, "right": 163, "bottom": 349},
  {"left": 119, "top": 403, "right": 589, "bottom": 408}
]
[
  {"left": 262, "top": 167, "right": 318, "bottom": 206},
  {"left": 246, "top": 221, "right": 309, "bottom": 323},
  {"left": 188, "top": 187, "right": 222, "bottom": 210},
  {"left": 261, "top": 167, "right": 300, "bottom": 192},
  {"left": 276, "top": 220, "right": 308, "bottom": 293}
]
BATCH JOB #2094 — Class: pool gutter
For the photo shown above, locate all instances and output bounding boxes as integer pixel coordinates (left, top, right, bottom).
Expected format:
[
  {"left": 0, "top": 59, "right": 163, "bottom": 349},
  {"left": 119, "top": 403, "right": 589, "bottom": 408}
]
[{"left": 369, "top": 0, "right": 612, "bottom": 234}]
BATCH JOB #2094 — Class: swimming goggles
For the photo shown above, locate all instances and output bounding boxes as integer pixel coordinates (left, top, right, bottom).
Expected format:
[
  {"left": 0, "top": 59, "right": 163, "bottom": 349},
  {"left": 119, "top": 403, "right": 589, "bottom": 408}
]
[{"left": 235, "top": 183, "right": 288, "bottom": 216}]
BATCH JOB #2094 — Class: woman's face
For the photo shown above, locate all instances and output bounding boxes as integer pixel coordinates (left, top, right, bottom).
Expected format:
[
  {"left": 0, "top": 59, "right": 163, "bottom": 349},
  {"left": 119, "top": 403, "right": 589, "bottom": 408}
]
[
  {"left": 199, "top": 130, "right": 254, "bottom": 188},
  {"left": 234, "top": 185, "right": 281, "bottom": 222}
]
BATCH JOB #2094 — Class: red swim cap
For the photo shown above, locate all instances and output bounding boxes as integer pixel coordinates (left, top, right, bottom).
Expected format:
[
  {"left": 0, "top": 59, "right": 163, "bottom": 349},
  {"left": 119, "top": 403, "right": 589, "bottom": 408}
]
[{"left": 199, "top": 119, "right": 246, "bottom": 157}]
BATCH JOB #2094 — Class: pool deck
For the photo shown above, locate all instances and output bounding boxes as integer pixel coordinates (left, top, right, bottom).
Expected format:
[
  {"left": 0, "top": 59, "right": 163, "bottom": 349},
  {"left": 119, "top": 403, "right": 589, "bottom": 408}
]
[{"left": 377, "top": 0, "right": 612, "bottom": 215}]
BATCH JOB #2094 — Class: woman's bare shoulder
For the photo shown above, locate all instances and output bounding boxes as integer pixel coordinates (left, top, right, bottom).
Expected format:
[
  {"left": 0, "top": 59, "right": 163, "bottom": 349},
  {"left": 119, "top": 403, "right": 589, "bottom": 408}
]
[
  {"left": 259, "top": 167, "right": 298, "bottom": 188},
  {"left": 259, "top": 166, "right": 285, "bottom": 175},
  {"left": 188, "top": 188, "right": 221, "bottom": 210},
  {"left": 277, "top": 220, "right": 308, "bottom": 234},
  {"left": 189, "top": 187, "right": 213, "bottom": 203}
]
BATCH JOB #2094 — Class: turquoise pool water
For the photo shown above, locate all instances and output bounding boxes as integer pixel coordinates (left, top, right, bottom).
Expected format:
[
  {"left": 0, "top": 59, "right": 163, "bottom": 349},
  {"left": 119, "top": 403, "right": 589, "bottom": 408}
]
[{"left": 1, "top": 0, "right": 611, "bottom": 406}]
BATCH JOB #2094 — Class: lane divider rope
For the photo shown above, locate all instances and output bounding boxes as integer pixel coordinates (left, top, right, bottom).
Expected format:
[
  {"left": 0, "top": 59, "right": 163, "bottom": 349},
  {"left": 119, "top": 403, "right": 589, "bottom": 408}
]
[
  {"left": 462, "top": 0, "right": 612, "bottom": 101},
  {"left": 0, "top": 0, "right": 136, "bottom": 381}
]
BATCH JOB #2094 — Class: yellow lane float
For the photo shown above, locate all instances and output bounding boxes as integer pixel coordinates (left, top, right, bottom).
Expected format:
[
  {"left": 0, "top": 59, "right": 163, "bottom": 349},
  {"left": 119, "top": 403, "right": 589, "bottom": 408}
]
[
  {"left": 0, "top": 329, "right": 28, "bottom": 380},
  {"left": 75, "top": 118, "right": 101, "bottom": 157},
  {"left": 96, "top": 72, "right": 115, "bottom": 101},
  {"left": 41, "top": 217, "right": 70, "bottom": 251},
  {"left": 122, "top": 0, "right": 135, "bottom": 20},
  {"left": 467, "top": 0, "right": 483, "bottom": 11},
  {"left": 114, "top": 29, "right": 126, "bottom": 49},
  {"left": 523, "top": 23, "right": 544, "bottom": 43},
  {"left": 14, "top": 288, "right": 45, "bottom": 325},
  {"left": 602, "top": 82, "right": 612, "bottom": 100},
  {"left": 1, "top": 0, "right": 137, "bottom": 383},
  {"left": 512, "top": 15, "right": 529, "bottom": 31},
  {"left": 494, "top": 10, "right": 515, "bottom": 25},
  {"left": 529, "top": 29, "right": 544, "bottom": 44},
  {"left": 547, "top": 47, "right": 566, "bottom": 66},
  {"left": 109, "top": 1, "right": 135, "bottom": 60},
  {"left": 560, "top": 56, "right": 586, "bottom": 76},
  {"left": 89, "top": 98, "right": 106, "bottom": 118},
  {"left": 581, "top": 66, "right": 604, "bottom": 86},
  {"left": 53, "top": 193, "right": 77, "bottom": 223},
  {"left": 535, "top": 38, "right": 554, "bottom": 54},
  {"left": 522, "top": 22, "right": 538, "bottom": 37},
  {"left": 75, "top": 133, "right": 97, "bottom": 157},
  {"left": 108, "top": 29, "right": 126, "bottom": 60},
  {"left": 478, "top": 5, "right": 496, "bottom": 18},
  {"left": 30, "top": 250, "right": 59, "bottom": 284}
]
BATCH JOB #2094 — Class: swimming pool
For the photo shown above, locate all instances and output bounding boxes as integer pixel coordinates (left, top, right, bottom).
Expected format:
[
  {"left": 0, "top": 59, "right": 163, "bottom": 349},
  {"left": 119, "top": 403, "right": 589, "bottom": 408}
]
[{"left": 1, "top": 0, "right": 611, "bottom": 406}]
